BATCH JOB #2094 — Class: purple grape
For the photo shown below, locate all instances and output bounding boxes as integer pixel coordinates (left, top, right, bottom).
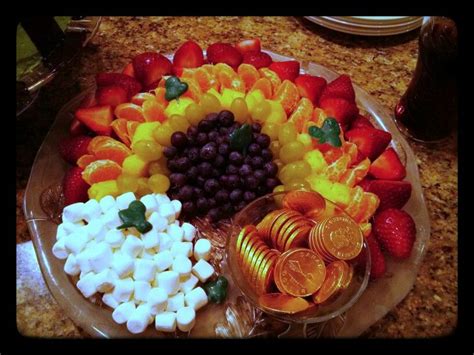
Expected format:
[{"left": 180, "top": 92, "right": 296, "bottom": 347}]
[
  {"left": 196, "top": 132, "right": 208, "bottom": 146},
  {"left": 204, "top": 178, "right": 220, "bottom": 194},
  {"left": 187, "top": 147, "right": 200, "bottom": 162},
  {"left": 219, "top": 175, "right": 229, "bottom": 186},
  {"left": 266, "top": 177, "right": 280, "bottom": 190},
  {"left": 229, "top": 189, "right": 243, "bottom": 202},
  {"left": 205, "top": 113, "right": 219, "bottom": 126},
  {"left": 198, "top": 161, "right": 213, "bottom": 177},
  {"left": 245, "top": 175, "right": 260, "bottom": 190},
  {"left": 234, "top": 200, "right": 247, "bottom": 212},
  {"left": 244, "top": 155, "right": 253, "bottom": 165},
  {"left": 196, "top": 176, "right": 206, "bottom": 187},
  {"left": 169, "top": 173, "right": 187, "bottom": 188},
  {"left": 171, "top": 132, "right": 188, "bottom": 149},
  {"left": 254, "top": 169, "right": 266, "bottom": 182},
  {"left": 218, "top": 143, "right": 230, "bottom": 156},
  {"left": 213, "top": 154, "right": 226, "bottom": 168},
  {"left": 221, "top": 203, "right": 234, "bottom": 217},
  {"left": 239, "top": 164, "right": 253, "bottom": 176},
  {"left": 194, "top": 187, "right": 205, "bottom": 199},
  {"left": 243, "top": 190, "right": 256, "bottom": 202},
  {"left": 248, "top": 143, "right": 261, "bottom": 157},
  {"left": 186, "top": 166, "right": 198, "bottom": 181},
  {"left": 196, "top": 197, "right": 209, "bottom": 212},
  {"left": 251, "top": 122, "right": 262, "bottom": 133},
  {"left": 200, "top": 142, "right": 217, "bottom": 160},
  {"left": 207, "top": 197, "right": 217, "bottom": 208},
  {"left": 211, "top": 168, "right": 220, "bottom": 177},
  {"left": 208, "top": 131, "right": 219, "bottom": 141},
  {"left": 215, "top": 189, "right": 230, "bottom": 203},
  {"left": 198, "top": 119, "right": 213, "bottom": 132},
  {"left": 187, "top": 125, "right": 198, "bottom": 137},
  {"left": 163, "top": 146, "right": 177, "bottom": 159},
  {"left": 218, "top": 110, "right": 235, "bottom": 127},
  {"left": 227, "top": 174, "right": 241, "bottom": 188},
  {"left": 216, "top": 136, "right": 225, "bottom": 145},
  {"left": 179, "top": 185, "right": 194, "bottom": 201},
  {"left": 256, "top": 133, "right": 271, "bottom": 148},
  {"left": 175, "top": 157, "right": 191, "bottom": 172},
  {"left": 263, "top": 162, "right": 278, "bottom": 177},
  {"left": 251, "top": 156, "right": 264, "bottom": 168},
  {"left": 226, "top": 164, "right": 239, "bottom": 175},
  {"left": 261, "top": 148, "right": 273, "bottom": 161},
  {"left": 167, "top": 158, "right": 179, "bottom": 172},
  {"left": 208, "top": 208, "right": 221, "bottom": 222},
  {"left": 256, "top": 185, "right": 268, "bottom": 196},
  {"left": 229, "top": 151, "right": 244, "bottom": 165},
  {"left": 219, "top": 126, "right": 229, "bottom": 136},
  {"left": 182, "top": 201, "right": 196, "bottom": 215}
]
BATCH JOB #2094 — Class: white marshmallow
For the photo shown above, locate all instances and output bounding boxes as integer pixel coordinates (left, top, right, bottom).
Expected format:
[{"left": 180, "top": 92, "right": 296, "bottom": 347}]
[
  {"left": 111, "top": 252, "right": 135, "bottom": 278},
  {"left": 62, "top": 202, "right": 85, "bottom": 223},
  {"left": 176, "top": 306, "right": 196, "bottom": 332},
  {"left": 139, "top": 248, "right": 155, "bottom": 260},
  {"left": 158, "top": 233, "right": 173, "bottom": 251},
  {"left": 82, "top": 199, "right": 102, "bottom": 223},
  {"left": 133, "top": 259, "right": 156, "bottom": 282},
  {"left": 99, "top": 195, "right": 116, "bottom": 214},
  {"left": 172, "top": 255, "right": 192, "bottom": 278},
  {"left": 104, "top": 229, "right": 125, "bottom": 248},
  {"left": 76, "top": 272, "right": 97, "bottom": 298},
  {"left": 148, "top": 212, "right": 168, "bottom": 233},
  {"left": 140, "top": 194, "right": 158, "bottom": 213},
  {"left": 127, "top": 303, "right": 153, "bottom": 333},
  {"left": 64, "top": 254, "right": 80, "bottom": 275},
  {"left": 62, "top": 221, "right": 82, "bottom": 234},
  {"left": 193, "top": 238, "right": 212, "bottom": 261},
  {"left": 166, "top": 292, "right": 184, "bottom": 312},
  {"left": 181, "top": 223, "right": 197, "bottom": 242},
  {"left": 142, "top": 229, "right": 159, "bottom": 249},
  {"left": 170, "top": 242, "right": 193, "bottom": 258},
  {"left": 86, "top": 219, "right": 106, "bottom": 241},
  {"left": 112, "top": 301, "right": 136, "bottom": 324},
  {"left": 64, "top": 229, "right": 89, "bottom": 255},
  {"left": 155, "top": 312, "right": 176, "bottom": 332},
  {"left": 94, "top": 268, "right": 117, "bottom": 292},
  {"left": 112, "top": 277, "right": 135, "bottom": 303},
  {"left": 167, "top": 224, "right": 184, "bottom": 243},
  {"left": 179, "top": 274, "right": 199, "bottom": 294},
  {"left": 147, "top": 287, "right": 168, "bottom": 315},
  {"left": 154, "top": 193, "right": 170, "bottom": 206},
  {"left": 102, "top": 292, "right": 120, "bottom": 309},
  {"left": 102, "top": 209, "right": 122, "bottom": 230},
  {"left": 134, "top": 281, "right": 152, "bottom": 302},
  {"left": 52, "top": 237, "right": 68, "bottom": 259},
  {"left": 171, "top": 200, "right": 182, "bottom": 218},
  {"left": 76, "top": 249, "right": 93, "bottom": 274},
  {"left": 184, "top": 287, "right": 208, "bottom": 311},
  {"left": 121, "top": 235, "right": 144, "bottom": 258},
  {"left": 158, "top": 203, "right": 176, "bottom": 223},
  {"left": 88, "top": 242, "right": 113, "bottom": 273},
  {"left": 116, "top": 192, "right": 136, "bottom": 210},
  {"left": 154, "top": 250, "right": 173, "bottom": 272},
  {"left": 192, "top": 259, "right": 215, "bottom": 283},
  {"left": 157, "top": 271, "right": 180, "bottom": 296},
  {"left": 56, "top": 223, "right": 68, "bottom": 240}
]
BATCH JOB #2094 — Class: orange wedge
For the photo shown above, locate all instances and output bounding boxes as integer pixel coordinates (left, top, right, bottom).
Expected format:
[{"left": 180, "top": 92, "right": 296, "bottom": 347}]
[
  {"left": 339, "top": 158, "right": 370, "bottom": 187},
  {"left": 142, "top": 99, "right": 167, "bottom": 122},
  {"left": 92, "top": 139, "right": 132, "bottom": 165},
  {"left": 82, "top": 159, "right": 122, "bottom": 185},
  {"left": 288, "top": 97, "right": 314, "bottom": 133},
  {"left": 324, "top": 153, "right": 351, "bottom": 181},
  {"left": 273, "top": 80, "right": 299, "bottom": 115},
  {"left": 215, "top": 63, "right": 245, "bottom": 93},
  {"left": 237, "top": 63, "right": 260, "bottom": 91},
  {"left": 77, "top": 154, "right": 98, "bottom": 169},
  {"left": 154, "top": 87, "right": 168, "bottom": 108},
  {"left": 114, "top": 103, "right": 145, "bottom": 122},
  {"left": 249, "top": 78, "right": 272, "bottom": 99},
  {"left": 87, "top": 136, "right": 112, "bottom": 154},
  {"left": 111, "top": 119, "right": 132, "bottom": 146},
  {"left": 194, "top": 67, "right": 219, "bottom": 92},
  {"left": 131, "top": 92, "right": 156, "bottom": 106},
  {"left": 259, "top": 68, "right": 282, "bottom": 95},
  {"left": 181, "top": 77, "right": 203, "bottom": 102}
]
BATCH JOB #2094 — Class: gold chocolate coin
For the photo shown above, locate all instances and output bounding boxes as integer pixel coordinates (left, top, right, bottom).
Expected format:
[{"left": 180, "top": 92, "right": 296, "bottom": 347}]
[{"left": 259, "top": 293, "right": 310, "bottom": 314}]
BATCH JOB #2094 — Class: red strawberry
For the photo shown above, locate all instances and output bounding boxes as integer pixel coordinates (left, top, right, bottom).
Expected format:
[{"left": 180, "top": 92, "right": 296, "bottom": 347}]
[
  {"left": 63, "top": 166, "right": 90, "bottom": 206},
  {"left": 357, "top": 177, "right": 374, "bottom": 192},
  {"left": 206, "top": 43, "right": 243, "bottom": 69},
  {"left": 122, "top": 62, "right": 135, "bottom": 77},
  {"left": 58, "top": 135, "right": 92, "bottom": 165},
  {"left": 75, "top": 105, "right": 113, "bottom": 136},
  {"left": 69, "top": 119, "right": 90, "bottom": 137},
  {"left": 294, "top": 74, "right": 327, "bottom": 104},
  {"left": 235, "top": 38, "right": 261, "bottom": 55},
  {"left": 95, "top": 73, "right": 142, "bottom": 98},
  {"left": 132, "top": 52, "right": 173, "bottom": 87},
  {"left": 368, "top": 180, "right": 412, "bottom": 210},
  {"left": 319, "top": 74, "right": 356, "bottom": 103},
  {"left": 268, "top": 61, "right": 300, "bottom": 82},
  {"left": 242, "top": 50, "right": 273, "bottom": 69},
  {"left": 79, "top": 91, "right": 98, "bottom": 108},
  {"left": 365, "top": 232, "right": 387, "bottom": 279},
  {"left": 173, "top": 40, "right": 204, "bottom": 70},
  {"left": 345, "top": 127, "right": 392, "bottom": 161},
  {"left": 373, "top": 208, "right": 416, "bottom": 259},
  {"left": 351, "top": 114, "right": 374, "bottom": 129},
  {"left": 369, "top": 148, "right": 406, "bottom": 181},
  {"left": 96, "top": 85, "right": 128, "bottom": 107},
  {"left": 319, "top": 97, "right": 359, "bottom": 126}
]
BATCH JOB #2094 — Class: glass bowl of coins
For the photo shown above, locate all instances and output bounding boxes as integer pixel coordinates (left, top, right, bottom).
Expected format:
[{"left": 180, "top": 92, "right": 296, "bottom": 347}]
[{"left": 226, "top": 190, "right": 371, "bottom": 324}]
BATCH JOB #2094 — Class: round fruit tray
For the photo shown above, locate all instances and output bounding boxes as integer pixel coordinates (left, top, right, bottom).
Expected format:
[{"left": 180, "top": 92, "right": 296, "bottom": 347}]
[{"left": 23, "top": 50, "right": 430, "bottom": 338}]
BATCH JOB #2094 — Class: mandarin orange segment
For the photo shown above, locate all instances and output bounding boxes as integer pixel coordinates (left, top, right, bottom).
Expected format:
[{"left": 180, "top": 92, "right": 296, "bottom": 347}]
[
  {"left": 154, "top": 87, "right": 168, "bottom": 108},
  {"left": 237, "top": 63, "right": 260, "bottom": 92},
  {"left": 194, "top": 67, "right": 219, "bottom": 92},
  {"left": 201, "top": 64, "right": 215, "bottom": 76},
  {"left": 114, "top": 103, "right": 145, "bottom": 122},
  {"left": 324, "top": 153, "right": 351, "bottom": 182},
  {"left": 249, "top": 78, "right": 273, "bottom": 99},
  {"left": 82, "top": 159, "right": 122, "bottom": 185},
  {"left": 127, "top": 121, "right": 139, "bottom": 140},
  {"left": 110, "top": 119, "right": 132, "bottom": 146},
  {"left": 156, "top": 77, "right": 166, "bottom": 88},
  {"left": 142, "top": 99, "right": 167, "bottom": 122},
  {"left": 343, "top": 142, "right": 359, "bottom": 165},
  {"left": 359, "top": 222, "right": 372, "bottom": 237},
  {"left": 92, "top": 140, "right": 132, "bottom": 165},
  {"left": 273, "top": 80, "right": 300, "bottom": 115},
  {"left": 323, "top": 147, "right": 344, "bottom": 164},
  {"left": 288, "top": 97, "right": 314, "bottom": 133},
  {"left": 312, "top": 107, "right": 328, "bottom": 127},
  {"left": 343, "top": 186, "right": 364, "bottom": 220},
  {"left": 339, "top": 157, "right": 370, "bottom": 187},
  {"left": 87, "top": 136, "right": 112, "bottom": 154},
  {"left": 131, "top": 92, "right": 156, "bottom": 106},
  {"left": 77, "top": 154, "right": 98, "bottom": 169},
  {"left": 181, "top": 77, "right": 203, "bottom": 102},
  {"left": 215, "top": 63, "right": 246, "bottom": 93},
  {"left": 180, "top": 68, "right": 196, "bottom": 79},
  {"left": 258, "top": 68, "right": 282, "bottom": 96},
  {"left": 354, "top": 192, "right": 380, "bottom": 223}
]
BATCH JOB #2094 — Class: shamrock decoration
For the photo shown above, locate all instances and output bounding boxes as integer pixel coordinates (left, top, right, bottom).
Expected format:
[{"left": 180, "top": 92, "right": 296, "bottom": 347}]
[
  {"left": 164, "top": 76, "right": 188, "bottom": 101},
  {"left": 229, "top": 123, "right": 252, "bottom": 155},
  {"left": 203, "top": 276, "right": 228, "bottom": 304},
  {"left": 308, "top": 117, "right": 342, "bottom": 147},
  {"left": 117, "top": 200, "right": 152, "bottom": 234}
]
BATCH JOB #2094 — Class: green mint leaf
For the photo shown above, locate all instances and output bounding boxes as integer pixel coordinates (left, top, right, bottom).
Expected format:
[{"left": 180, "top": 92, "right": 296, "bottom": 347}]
[
  {"left": 117, "top": 200, "right": 152, "bottom": 234},
  {"left": 165, "top": 76, "right": 188, "bottom": 101},
  {"left": 229, "top": 123, "right": 253, "bottom": 154},
  {"left": 308, "top": 117, "right": 342, "bottom": 147}
]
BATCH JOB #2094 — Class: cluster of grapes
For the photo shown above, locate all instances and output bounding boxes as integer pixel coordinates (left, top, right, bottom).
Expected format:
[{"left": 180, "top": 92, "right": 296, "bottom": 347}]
[{"left": 163, "top": 110, "right": 280, "bottom": 222}]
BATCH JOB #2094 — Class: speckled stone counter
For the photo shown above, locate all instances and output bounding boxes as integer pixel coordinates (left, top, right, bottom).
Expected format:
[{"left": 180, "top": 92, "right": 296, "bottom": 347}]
[{"left": 16, "top": 16, "right": 457, "bottom": 338}]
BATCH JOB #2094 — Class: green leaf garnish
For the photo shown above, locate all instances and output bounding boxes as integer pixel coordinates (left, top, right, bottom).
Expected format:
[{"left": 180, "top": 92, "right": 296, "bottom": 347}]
[
  {"left": 164, "top": 76, "right": 188, "bottom": 101},
  {"left": 117, "top": 200, "right": 152, "bottom": 234},
  {"left": 203, "top": 276, "right": 228, "bottom": 304},
  {"left": 308, "top": 117, "right": 342, "bottom": 147},
  {"left": 229, "top": 123, "right": 252, "bottom": 154}
]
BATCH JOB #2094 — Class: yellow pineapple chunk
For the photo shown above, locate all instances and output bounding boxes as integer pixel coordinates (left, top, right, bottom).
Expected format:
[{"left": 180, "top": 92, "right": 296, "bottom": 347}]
[
  {"left": 122, "top": 154, "right": 149, "bottom": 177},
  {"left": 131, "top": 122, "right": 161, "bottom": 149},
  {"left": 88, "top": 180, "right": 119, "bottom": 200}
]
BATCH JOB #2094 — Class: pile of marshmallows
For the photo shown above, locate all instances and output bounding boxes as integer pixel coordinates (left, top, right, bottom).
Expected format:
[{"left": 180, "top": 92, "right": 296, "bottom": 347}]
[{"left": 52, "top": 192, "right": 215, "bottom": 334}]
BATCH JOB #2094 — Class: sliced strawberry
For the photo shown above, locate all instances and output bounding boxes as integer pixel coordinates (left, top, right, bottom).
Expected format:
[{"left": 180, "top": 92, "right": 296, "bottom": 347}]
[
  {"left": 295, "top": 74, "right": 327, "bottom": 105},
  {"left": 173, "top": 40, "right": 205, "bottom": 71},
  {"left": 206, "top": 43, "right": 243, "bottom": 69},
  {"left": 268, "top": 61, "right": 300, "bottom": 82},
  {"left": 357, "top": 177, "right": 374, "bottom": 192},
  {"left": 369, "top": 148, "right": 406, "bottom": 180},
  {"left": 96, "top": 85, "right": 128, "bottom": 107},
  {"left": 345, "top": 127, "right": 392, "bottom": 161},
  {"left": 122, "top": 62, "right": 135, "bottom": 77},
  {"left": 79, "top": 91, "right": 98, "bottom": 108},
  {"left": 69, "top": 119, "right": 90, "bottom": 136},
  {"left": 351, "top": 114, "right": 374, "bottom": 129},
  {"left": 374, "top": 208, "right": 416, "bottom": 259},
  {"left": 366, "top": 232, "right": 387, "bottom": 279},
  {"left": 95, "top": 73, "right": 142, "bottom": 98},
  {"left": 63, "top": 166, "right": 89, "bottom": 206},
  {"left": 319, "top": 97, "right": 358, "bottom": 127},
  {"left": 368, "top": 180, "right": 412, "bottom": 210},
  {"left": 242, "top": 50, "right": 273, "bottom": 69},
  {"left": 319, "top": 74, "right": 356, "bottom": 103},
  {"left": 132, "top": 52, "right": 173, "bottom": 87},
  {"left": 235, "top": 39, "right": 261, "bottom": 55},
  {"left": 75, "top": 105, "right": 113, "bottom": 136},
  {"left": 58, "top": 135, "right": 93, "bottom": 165}
]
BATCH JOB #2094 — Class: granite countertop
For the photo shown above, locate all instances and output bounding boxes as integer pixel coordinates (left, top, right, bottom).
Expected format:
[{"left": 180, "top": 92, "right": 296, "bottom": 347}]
[{"left": 16, "top": 16, "right": 457, "bottom": 338}]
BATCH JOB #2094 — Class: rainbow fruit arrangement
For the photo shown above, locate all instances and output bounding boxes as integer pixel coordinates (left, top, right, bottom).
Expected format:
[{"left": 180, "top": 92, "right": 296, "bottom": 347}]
[{"left": 58, "top": 38, "right": 417, "bottom": 280}]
